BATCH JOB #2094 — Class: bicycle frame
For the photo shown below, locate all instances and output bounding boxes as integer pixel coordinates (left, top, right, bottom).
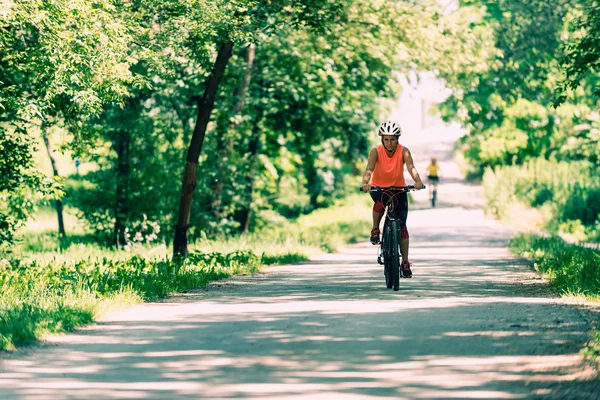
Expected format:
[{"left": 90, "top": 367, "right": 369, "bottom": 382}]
[{"left": 366, "top": 185, "right": 422, "bottom": 291}]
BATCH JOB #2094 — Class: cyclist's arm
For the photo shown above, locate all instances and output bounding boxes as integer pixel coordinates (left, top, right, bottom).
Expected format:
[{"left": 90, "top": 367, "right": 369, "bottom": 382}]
[
  {"left": 361, "top": 148, "right": 378, "bottom": 192},
  {"left": 403, "top": 147, "right": 424, "bottom": 189}
]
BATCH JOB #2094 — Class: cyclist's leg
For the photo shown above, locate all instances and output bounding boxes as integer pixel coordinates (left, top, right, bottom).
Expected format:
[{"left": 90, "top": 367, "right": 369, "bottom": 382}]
[
  {"left": 397, "top": 192, "right": 409, "bottom": 261},
  {"left": 397, "top": 192, "right": 412, "bottom": 277},
  {"left": 432, "top": 176, "right": 439, "bottom": 192},
  {"left": 369, "top": 192, "right": 384, "bottom": 244}
]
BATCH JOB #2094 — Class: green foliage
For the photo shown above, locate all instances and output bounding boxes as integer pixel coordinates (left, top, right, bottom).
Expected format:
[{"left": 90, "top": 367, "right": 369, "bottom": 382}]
[
  {"left": 0, "top": 0, "right": 134, "bottom": 122},
  {"left": 581, "top": 329, "right": 600, "bottom": 364},
  {"left": 252, "top": 193, "right": 371, "bottom": 253},
  {"left": 0, "top": 0, "right": 136, "bottom": 247},
  {"left": 2, "top": 195, "right": 371, "bottom": 350},
  {"left": 189, "top": 193, "right": 372, "bottom": 257},
  {"left": 435, "top": 0, "right": 600, "bottom": 176},
  {"left": 216, "top": 0, "right": 419, "bottom": 216},
  {"left": 511, "top": 233, "right": 600, "bottom": 364},
  {"left": 60, "top": 0, "right": 438, "bottom": 241},
  {"left": 1, "top": 0, "right": 456, "bottom": 249},
  {"left": 0, "top": 128, "right": 52, "bottom": 245},
  {"left": 65, "top": 97, "right": 187, "bottom": 242},
  {"left": 483, "top": 158, "right": 600, "bottom": 241},
  {"left": 260, "top": 252, "right": 308, "bottom": 265},
  {"left": 557, "top": 0, "right": 600, "bottom": 103},
  {"left": 0, "top": 250, "right": 260, "bottom": 349},
  {"left": 510, "top": 233, "right": 600, "bottom": 298}
]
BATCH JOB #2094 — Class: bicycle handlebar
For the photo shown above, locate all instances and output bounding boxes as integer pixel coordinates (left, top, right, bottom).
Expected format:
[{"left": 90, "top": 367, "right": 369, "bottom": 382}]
[{"left": 359, "top": 185, "right": 425, "bottom": 193}]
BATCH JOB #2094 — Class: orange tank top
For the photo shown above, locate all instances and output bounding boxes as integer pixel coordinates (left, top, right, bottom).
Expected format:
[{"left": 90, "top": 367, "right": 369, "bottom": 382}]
[{"left": 371, "top": 144, "right": 406, "bottom": 186}]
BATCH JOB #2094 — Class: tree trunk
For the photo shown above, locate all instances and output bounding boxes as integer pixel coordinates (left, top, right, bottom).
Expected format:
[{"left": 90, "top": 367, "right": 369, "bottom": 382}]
[
  {"left": 173, "top": 41, "right": 235, "bottom": 258},
  {"left": 300, "top": 143, "right": 320, "bottom": 210},
  {"left": 237, "top": 122, "right": 261, "bottom": 233},
  {"left": 113, "top": 129, "right": 130, "bottom": 247},
  {"left": 231, "top": 44, "right": 255, "bottom": 124},
  {"left": 212, "top": 44, "right": 256, "bottom": 223},
  {"left": 41, "top": 126, "right": 66, "bottom": 238}
]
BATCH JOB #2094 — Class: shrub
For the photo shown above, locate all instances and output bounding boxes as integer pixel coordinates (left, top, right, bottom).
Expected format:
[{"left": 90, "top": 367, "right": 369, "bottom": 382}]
[{"left": 483, "top": 158, "right": 600, "bottom": 241}]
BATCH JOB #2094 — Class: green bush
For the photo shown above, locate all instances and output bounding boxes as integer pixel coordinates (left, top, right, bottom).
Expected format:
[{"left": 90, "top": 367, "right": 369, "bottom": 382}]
[
  {"left": 510, "top": 234, "right": 600, "bottom": 297},
  {"left": 483, "top": 158, "right": 600, "bottom": 240}
]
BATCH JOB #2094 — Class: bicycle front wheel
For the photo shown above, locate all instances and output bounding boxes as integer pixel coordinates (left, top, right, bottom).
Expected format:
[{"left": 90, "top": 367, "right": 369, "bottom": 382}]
[
  {"left": 383, "top": 223, "right": 393, "bottom": 289},
  {"left": 391, "top": 220, "right": 400, "bottom": 291}
]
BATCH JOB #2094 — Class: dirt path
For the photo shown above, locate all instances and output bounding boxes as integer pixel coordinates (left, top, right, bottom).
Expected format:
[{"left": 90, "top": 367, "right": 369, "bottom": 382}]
[{"left": 2, "top": 97, "right": 599, "bottom": 399}]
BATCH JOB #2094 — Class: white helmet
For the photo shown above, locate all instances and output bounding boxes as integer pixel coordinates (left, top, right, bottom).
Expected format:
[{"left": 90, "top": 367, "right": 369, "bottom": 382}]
[{"left": 378, "top": 121, "right": 402, "bottom": 137}]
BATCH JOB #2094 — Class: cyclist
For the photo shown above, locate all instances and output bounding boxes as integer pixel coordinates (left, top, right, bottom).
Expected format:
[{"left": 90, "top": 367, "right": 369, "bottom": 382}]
[
  {"left": 426, "top": 157, "right": 441, "bottom": 205},
  {"left": 361, "top": 121, "right": 425, "bottom": 278}
]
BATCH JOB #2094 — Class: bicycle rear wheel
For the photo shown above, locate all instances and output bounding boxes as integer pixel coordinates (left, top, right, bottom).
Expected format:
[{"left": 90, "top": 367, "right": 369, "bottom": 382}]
[{"left": 391, "top": 220, "right": 400, "bottom": 291}]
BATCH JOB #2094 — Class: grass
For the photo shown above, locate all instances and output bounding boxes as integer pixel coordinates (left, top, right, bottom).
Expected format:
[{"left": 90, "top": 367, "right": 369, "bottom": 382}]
[
  {"left": 1, "top": 194, "right": 372, "bottom": 351},
  {"left": 0, "top": 251, "right": 260, "bottom": 350},
  {"left": 510, "top": 234, "right": 600, "bottom": 298}
]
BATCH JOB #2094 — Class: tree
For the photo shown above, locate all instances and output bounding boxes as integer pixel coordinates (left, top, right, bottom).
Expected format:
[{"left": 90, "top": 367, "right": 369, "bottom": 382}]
[
  {"left": 0, "top": 130, "right": 47, "bottom": 246},
  {"left": 0, "top": 0, "right": 134, "bottom": 246},
  {"left": 171, "top": 0, "right": 347, "bottom": 257},
  {"left": 433, "top": 0, "right": 574, "bottom": 174},
  {"left": 557, "top": 0, "right": 600, "bottom": 104},
  {"left": 41, "top": 124, "right": 66, "bottom": 238},
  {"left": 245, "top": 1, "right": 415, "bottom": 211}
]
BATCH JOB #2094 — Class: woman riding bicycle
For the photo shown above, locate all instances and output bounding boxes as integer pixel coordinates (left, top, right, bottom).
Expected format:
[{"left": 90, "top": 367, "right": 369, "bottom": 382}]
[{"left": 360, "top": 121, "right": 425, "bottom": 278}]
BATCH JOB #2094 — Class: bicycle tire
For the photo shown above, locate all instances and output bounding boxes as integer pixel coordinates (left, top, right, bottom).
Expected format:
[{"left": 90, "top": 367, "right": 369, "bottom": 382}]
[
  {"left": 432, "top": 190, "right": 437, "bottom": 207},
  {"left": 383, "top": 223, "right": 393, "bottom": 289},
  {"left": 391, "top": 220, "right": 400, "bottom": 291}
]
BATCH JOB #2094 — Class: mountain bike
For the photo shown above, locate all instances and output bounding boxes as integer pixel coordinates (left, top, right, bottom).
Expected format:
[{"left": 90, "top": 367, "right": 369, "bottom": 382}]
[{"left": 363, "top": 185, "right": 423, "bottom": 291}]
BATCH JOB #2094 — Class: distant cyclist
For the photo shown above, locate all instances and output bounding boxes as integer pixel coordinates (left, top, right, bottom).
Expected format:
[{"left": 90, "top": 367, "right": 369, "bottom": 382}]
[
  {"left": 426, "top": 157, "right": 441, "bottom": 206},
  {"left": 361, "top": 121, "right": 425, "bottom": 278}
]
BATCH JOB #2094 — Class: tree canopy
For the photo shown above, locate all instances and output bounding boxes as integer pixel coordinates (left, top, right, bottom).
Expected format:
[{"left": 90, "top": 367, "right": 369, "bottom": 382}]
[{"left": 2, "top": 0, "right": 599, "bottom": 250}]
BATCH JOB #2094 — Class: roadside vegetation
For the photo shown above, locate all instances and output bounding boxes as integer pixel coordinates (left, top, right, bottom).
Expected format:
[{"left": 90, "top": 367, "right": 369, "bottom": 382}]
[
  {"left": 433, "top": 1, "right": 600, "bottom": 363},
  {"left": 0, "top": 194, "right": 371, "bottom": 351},
  {"left": 510, "top": 234, "right": 600, "bottom": 300},
  {"left": 484, "top": 159, "right": 600, "bottom": 243},
  {"left": 429, "top": 0, "right": 599, "bottom": 294}
]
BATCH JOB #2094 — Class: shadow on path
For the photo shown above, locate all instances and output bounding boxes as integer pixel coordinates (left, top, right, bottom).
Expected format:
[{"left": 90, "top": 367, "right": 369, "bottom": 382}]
[{"left": 1, "top": 209, "right": 597, "bottom": 400}]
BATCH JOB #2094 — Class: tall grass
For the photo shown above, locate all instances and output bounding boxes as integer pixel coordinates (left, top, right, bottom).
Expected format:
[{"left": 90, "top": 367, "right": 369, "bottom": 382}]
[
  {"left": 1, "top": 194, "right": 372, "bottom": 350},
  {"left": 0, "top": 252, "right": 260, "bottom": 350},
  {"left": 510, "top": 234, "right": 600, "bottom": 299}
]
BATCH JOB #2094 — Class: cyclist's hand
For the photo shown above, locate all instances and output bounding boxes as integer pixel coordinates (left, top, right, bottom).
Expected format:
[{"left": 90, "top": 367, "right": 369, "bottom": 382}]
[
  {"left": 415, "top": 181, "right": 424, "bottom": 190},
  {"left": 361, "top": 183, "right": 371, "bottom": 192}
]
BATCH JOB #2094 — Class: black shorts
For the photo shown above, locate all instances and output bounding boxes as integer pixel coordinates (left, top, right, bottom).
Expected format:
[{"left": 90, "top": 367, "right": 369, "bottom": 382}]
[
  {"left": 427, "top": 176, "right": 439, "bottom": 182},
  {"left": 370, "top": 190, "right": 408, "bottom": 227}
]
